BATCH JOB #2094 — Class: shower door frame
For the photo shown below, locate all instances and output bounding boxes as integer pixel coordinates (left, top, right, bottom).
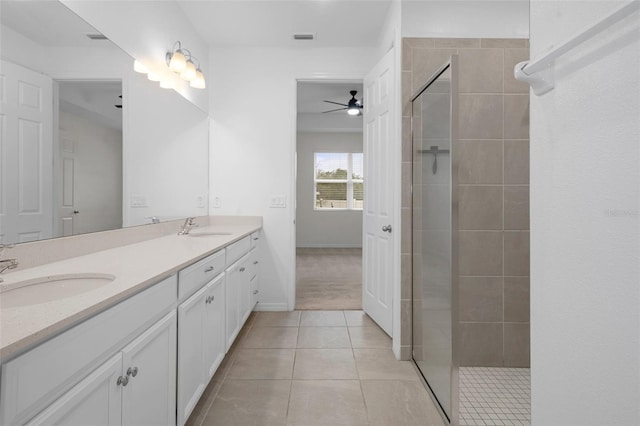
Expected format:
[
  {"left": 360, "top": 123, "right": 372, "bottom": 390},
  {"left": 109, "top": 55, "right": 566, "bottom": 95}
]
[{"left": 410, "top": 55, "right": 459, "bottom": 426}]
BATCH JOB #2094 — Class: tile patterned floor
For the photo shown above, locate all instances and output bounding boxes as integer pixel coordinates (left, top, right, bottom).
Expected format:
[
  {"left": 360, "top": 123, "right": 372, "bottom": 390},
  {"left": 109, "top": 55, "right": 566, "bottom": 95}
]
[
  {"left": 459, "top": 367, "right": 531, "bottom": 426},
  {"left": 186, "top": 310, "right": 445, "bottom": 426}
]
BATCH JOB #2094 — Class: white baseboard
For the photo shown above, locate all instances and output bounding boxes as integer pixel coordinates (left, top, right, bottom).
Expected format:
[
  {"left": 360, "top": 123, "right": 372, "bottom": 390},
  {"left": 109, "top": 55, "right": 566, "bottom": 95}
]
[
  {"left": 252, "top": 302, "right": 289, "bottom": 312},
  {"left": 296, "top": 244, "right": 363, "bottom": 248}
]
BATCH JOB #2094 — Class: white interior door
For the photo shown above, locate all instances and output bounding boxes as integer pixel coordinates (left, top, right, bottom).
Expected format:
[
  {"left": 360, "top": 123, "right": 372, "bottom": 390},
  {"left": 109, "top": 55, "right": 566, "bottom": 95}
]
[
  {"left": 0, "top": 60, "right": 53, "bottom": 244},
  {"left": 59, "top": 130, "right": 77, "bottom": 236},
  {"left": 363, "top": 48, "right": 396, "bottom": 336}
]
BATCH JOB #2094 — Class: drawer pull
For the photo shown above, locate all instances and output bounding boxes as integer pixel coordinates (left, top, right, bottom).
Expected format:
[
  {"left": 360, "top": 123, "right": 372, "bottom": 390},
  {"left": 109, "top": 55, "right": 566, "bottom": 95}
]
[
  {"left": 253, "top": 237, "right": 259, "bottom": 241},
  {"left": 253, "top": 261, "right": 259, "bottom": 265},
  {"left": 253, "top": 290, "right": 259, "bottom": 295},
  {"left": 204, "top": 266, "right": 215, "bottom": 273},
  {"left": 239, "top": 267, "right": 245, "bottom": 272},
  {"left": 127, "top": 366, "right": 138, "bottom": 378},
  {"left": 117, "top": 376, "right": 129, "bottom": 387},
  {"left": 205, "top": 296, "right": 210, "bottom": 304}
]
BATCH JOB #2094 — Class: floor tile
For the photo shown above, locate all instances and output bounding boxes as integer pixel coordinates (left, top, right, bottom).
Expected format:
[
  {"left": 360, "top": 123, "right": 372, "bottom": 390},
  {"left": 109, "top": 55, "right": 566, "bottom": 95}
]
[
  {"left": 227, "top": 349, "right": 295, "bottom": 379},
  {"left": 202, "top": 380, "right": 290, "bottom": 425},
  {"left": 242, "top": 326, "right": 299, "bottom": 349},
  {"left": 287, "top": 380, "right": 368, "bottom": 425},
  {"left": 361, "top": 380, "right": 445, "bottom": 426},
  {"left": 344, "top": 310, "right": 377, "bottom": 327},
  {"left": 253, "top": 311, "right": 301, "bottom": 327},
  {"left": 293, "top": 349, "right": 358, "bottom": 380},
  {"left": 354, "top": 348, "right": 419, "bottom": 380},
  {"left": 348, "top": 325, "right": 392, "bottom": 348},
  {"left": 297, "top": 326, "right": 351, "bottom": 348},
  {"left": 300, "top": 310, "right": 347, "bottom": 326}
]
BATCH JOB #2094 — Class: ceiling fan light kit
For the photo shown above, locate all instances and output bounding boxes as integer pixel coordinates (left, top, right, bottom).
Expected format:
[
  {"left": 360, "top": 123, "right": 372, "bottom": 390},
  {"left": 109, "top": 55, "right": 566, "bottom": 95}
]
[{"left": 323, "top": 90, "right": 363, "bottom": 116}]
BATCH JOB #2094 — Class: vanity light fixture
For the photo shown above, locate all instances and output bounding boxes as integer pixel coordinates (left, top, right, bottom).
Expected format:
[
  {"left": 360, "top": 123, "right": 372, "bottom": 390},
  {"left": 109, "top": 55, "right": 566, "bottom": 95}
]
[
  {"left": 133, "top": 60, "right": 148, "bottom": 74},
  {"left": 166, "top": 41, "right": 206, "bottom": 89}
]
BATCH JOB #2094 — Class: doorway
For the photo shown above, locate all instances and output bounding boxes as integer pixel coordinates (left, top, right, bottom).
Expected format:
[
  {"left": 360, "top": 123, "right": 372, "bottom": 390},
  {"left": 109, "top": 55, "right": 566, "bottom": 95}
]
[{"left": 294, "top": 80, "right": 364, "bottom": 310}]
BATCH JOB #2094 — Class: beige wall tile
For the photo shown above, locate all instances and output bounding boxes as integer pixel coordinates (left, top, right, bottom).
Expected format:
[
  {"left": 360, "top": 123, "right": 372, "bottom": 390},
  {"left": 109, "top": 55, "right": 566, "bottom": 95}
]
[
  {"left": 412, "top": 48, "right": 457, "bottom": 92},
  {"left": 459, "top": 231, "right": 503, "bottom": 276},
  {"left": 481, "top": 38, "right": 529, "bottom": 48},
  {"left": 504, "top": 323, "right": 530, "bottom": 367},
  {"left": 435, "top": 38, "right": 480, "bottom": 48},
  {"left": 504, "top": 186, "right": 530, "bottom": 230},
  {"left": 402, "top": 163, "right": 412, "bottom": 208},
  {"left": 457, "top": 140, "right": 503, "bottom": 184},
  {"left": 402, "top": 119, "right": 412, "bottom": 161},
  {"left": 504, "top": 277, "right": 530, "bottom": 322},
  {"left": 402, "top": 45, "right": 412, "bottom": 71},
  {"left": 459, "top": 277, "right": 504, "bottom": 322},
  {"left": 459, "top": 323, "right": 503, "bottom": 366},
  {"left": 458, "top": 49, "right": 504, "bottom": 93},
  {"left": 504, "top": 231, "right": 530, "bottom": 276},
  {"left": 459, "top": 94, "right": 503, "bottom": 139},
  {"left": 401, "top": 253, "right": 412, "bottom": 299},
  {"left": 504, "top": 94, "right": 530, "bottom": 139},
  {"left": 504, "top": 139, "right": 530, "bottom": 184},
  {"left": 504, "top": 48, "right": 530, "bottom": 93},
  {"left": 402, "top": 71, "right": 413, "bottom": 117},
  {"left": 402, "top": 207, "right": 411, "bottom": 254},
  {"left": 398, "top": 345, "right": 412, "bottom": 361},
  {"left": 404, "top": 38, "right": 436, "bottom": 49},
  {"left": 459, "top": 185, "right": 503, "bottom": 230},
  {"left": 401, "top": 299, "right": 412, "bottom": 346}
]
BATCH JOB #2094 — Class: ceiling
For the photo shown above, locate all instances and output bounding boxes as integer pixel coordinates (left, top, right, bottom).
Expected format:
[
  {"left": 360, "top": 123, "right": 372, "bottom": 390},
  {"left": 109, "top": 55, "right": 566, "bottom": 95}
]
[
  {"left": 297, "top": 81, "right": 364, "bottom": 114},
  {"left": 177, "top": 0, "right": 392, "bottom": 47}
]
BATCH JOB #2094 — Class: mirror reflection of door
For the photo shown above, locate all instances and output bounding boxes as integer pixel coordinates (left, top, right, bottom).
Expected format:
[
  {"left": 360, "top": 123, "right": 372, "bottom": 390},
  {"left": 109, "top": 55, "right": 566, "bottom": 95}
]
[{"left": 55, "top": 80, "right": 123, "bottom": 237}]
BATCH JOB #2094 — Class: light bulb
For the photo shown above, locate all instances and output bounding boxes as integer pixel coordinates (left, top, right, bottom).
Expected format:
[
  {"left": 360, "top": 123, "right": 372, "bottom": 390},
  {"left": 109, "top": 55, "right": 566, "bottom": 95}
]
[
  {"left": 190, "top": 69, "right": 206, "bottom": 89},
  {"left": 147, "top": 72, "right": 161, "bottom": 82},
  {"left": 181, "top": 60, "right": 196, "bottom": 81},
  {"left": 160, "top": 78, "right": 174, "bottom": 89},
  {"left": 133, "top": 60, "right": 148, "bottom": 74},
  {"left": 348, "top": 108, "right": 360, "bottom": 116},
  {"left": 168, "top": 50, "right": 186, "bottom": 72}
]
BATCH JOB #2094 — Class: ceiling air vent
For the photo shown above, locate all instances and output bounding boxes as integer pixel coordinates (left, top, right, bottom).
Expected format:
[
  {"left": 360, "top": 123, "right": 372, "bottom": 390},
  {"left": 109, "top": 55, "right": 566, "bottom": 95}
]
[
  {"left": 293, "top": 33, "right": 315, "bottom": 41},
  {"left": 86, "top": 33, "right": 108, "bottom": 40}
]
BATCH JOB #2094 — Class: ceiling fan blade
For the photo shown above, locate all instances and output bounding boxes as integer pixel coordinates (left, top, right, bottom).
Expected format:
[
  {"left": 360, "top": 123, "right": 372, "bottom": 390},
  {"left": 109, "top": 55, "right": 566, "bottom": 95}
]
[
  {"left": 323, "top": 100, "right": 348, "bottom": 107},
  {"left": 322, "top": 107, "right": 348, "bottom": 114}
]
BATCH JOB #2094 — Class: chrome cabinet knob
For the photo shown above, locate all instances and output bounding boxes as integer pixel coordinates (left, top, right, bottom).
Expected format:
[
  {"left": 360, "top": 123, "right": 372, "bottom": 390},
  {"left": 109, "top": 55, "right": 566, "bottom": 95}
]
[
  {"left": 117, "top": 375, "right": 129, "bottom": 386},
  {"left": 239, "top": 267, "right": 245, "bottom": 272},
  {"left": 127, "top": 366, "right": 138, "bottom": 377},
  {"left": 253, "top": 261, "right": 258, "bottom": 265},
  {"left": 204, "top": 266, "right": 214, "bottom": 273},
  {"left": 252, "top": 290, "right": 259, "bottom": 295}
]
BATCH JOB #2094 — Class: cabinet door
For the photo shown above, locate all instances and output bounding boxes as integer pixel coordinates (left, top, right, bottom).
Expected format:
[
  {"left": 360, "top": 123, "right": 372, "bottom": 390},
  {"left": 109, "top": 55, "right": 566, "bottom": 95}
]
[
  {"left": 204, "top": 274, "right": 226, "bottom": 380},
  {"left": 239, "top": 255, "right": 252, "bottom": 325},
  {"left": 26, "top": 353, "right": 122, "bottom": 426},
  {"left": 177, "top": 285, "right": 208, "bottom": 425},
  {"left": 225, "top": 261, "right": 240, "bottom": 351},
  {"left": 122, "top": 311, "right": 177, "bottom": 426}
]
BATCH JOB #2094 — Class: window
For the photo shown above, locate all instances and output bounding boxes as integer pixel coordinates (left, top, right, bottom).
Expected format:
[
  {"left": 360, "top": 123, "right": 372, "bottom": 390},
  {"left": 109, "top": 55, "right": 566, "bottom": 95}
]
[{"left": 314, "top": 152, "right": 363, "bottom": 210}]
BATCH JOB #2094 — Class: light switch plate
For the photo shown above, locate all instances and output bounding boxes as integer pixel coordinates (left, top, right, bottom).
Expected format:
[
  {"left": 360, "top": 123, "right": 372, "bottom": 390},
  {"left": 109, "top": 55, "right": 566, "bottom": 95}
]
[{"left": 269, "top": 195, "right": 286, "bottom": 208}]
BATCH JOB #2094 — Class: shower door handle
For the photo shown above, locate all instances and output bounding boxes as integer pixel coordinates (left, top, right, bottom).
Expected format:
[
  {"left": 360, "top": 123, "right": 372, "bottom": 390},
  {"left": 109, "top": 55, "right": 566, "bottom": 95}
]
[{"left": 382, "top": 225, "right": 392, "bottom": 233}]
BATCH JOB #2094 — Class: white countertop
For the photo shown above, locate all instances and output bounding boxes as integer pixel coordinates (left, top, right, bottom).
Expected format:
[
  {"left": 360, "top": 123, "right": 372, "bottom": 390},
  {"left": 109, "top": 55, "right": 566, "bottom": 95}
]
[{"left": 0, "top": 222, "right": 261, "bottom": 360}]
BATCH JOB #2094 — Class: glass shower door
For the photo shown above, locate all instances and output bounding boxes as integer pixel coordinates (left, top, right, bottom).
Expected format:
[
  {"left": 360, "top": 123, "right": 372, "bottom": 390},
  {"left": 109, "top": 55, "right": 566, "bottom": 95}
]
[{"left": 411, "top": 60, "right": 457, "bottom": 422}]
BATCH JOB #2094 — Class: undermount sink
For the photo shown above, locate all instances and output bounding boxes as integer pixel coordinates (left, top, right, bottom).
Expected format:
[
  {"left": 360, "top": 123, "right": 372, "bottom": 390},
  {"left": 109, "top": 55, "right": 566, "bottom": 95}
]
[
  {"left": 0, "top": 273, "right": 116, "bottom": 308},
  {"left": 188, "top": 232, "right": 232, "bottom": 237}
]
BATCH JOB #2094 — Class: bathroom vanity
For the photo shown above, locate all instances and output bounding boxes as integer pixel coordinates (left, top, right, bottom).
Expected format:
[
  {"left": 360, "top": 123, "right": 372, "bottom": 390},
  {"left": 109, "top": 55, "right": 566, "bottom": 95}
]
[{"left": 0, "top": 217, "right": 261, "bottom": 425}]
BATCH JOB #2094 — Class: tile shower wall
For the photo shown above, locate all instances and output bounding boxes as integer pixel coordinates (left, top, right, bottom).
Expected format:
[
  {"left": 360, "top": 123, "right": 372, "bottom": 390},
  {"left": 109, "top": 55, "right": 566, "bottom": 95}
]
[{"left": 402, "top": 38, "right": 530, "bottom": 367}]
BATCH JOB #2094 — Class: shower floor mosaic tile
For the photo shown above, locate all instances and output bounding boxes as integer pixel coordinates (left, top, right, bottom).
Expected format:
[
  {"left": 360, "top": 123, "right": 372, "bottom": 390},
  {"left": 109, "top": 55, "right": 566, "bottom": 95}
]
[{"left": 459, "top": 367, "right": 531, "bottom": 426}]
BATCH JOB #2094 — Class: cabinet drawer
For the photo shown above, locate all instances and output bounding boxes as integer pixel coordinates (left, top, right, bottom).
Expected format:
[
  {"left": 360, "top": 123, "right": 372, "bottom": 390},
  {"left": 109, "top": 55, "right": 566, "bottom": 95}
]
[
  {"left": 178, "top": 250, "right": 225, "bottom": 301},
  {"left": 250, "top": 232, "right": 260, "bottom": 249},
  {"left": 1, "top": 275, "right": 177, "bottom": 426},
  {"left": 225, "top": 236, "right": 250, "bottom": 267}
]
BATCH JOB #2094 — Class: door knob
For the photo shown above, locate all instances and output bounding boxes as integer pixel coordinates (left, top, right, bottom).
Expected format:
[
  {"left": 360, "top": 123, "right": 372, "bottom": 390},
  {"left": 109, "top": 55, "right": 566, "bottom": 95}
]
[
  {"left": 73, "top": 210, "right": 80, "bottom": 214},
  {"left": 382, "top": 225, "right": 392, "bottom": 233}
]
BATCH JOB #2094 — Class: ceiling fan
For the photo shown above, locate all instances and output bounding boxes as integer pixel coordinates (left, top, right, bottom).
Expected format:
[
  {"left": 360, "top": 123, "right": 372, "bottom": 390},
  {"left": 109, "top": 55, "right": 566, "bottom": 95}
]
[{"left": 323, "top": 90, "right": 363, "bottom": 116}]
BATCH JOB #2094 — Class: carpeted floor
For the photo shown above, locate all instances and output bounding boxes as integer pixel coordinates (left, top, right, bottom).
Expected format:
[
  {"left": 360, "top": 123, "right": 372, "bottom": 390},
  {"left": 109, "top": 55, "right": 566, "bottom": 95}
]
[{"left": 295, "top": 248, "right": 362, "bottom": 310}]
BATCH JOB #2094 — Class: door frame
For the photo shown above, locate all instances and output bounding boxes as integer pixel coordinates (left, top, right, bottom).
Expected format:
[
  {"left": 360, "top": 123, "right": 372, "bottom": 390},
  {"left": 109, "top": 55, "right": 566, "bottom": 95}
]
[{"left": 289, "top": 64, "right": 402, "bottom": 358}]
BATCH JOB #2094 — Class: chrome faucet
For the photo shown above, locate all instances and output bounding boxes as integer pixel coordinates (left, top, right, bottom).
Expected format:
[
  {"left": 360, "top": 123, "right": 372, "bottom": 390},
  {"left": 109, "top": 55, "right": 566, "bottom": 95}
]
[
  {"left": 178, "top": 217, "right": 197, "bottom": 235},
  {"left": 0, "top": 244, "right": 18, "bottom": 283}
]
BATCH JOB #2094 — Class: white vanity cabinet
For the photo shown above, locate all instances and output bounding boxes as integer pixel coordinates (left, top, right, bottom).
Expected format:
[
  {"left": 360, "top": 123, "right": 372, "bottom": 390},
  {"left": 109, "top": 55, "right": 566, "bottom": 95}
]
[
  {"left": 1, "top": 275, "right": 178, "bottom": 426},
  {"left": 177, "top": 272, "right": 225, "bottom": 425},
  {"left": 27, "top": 311, "right": 177, "bottom": 426}
]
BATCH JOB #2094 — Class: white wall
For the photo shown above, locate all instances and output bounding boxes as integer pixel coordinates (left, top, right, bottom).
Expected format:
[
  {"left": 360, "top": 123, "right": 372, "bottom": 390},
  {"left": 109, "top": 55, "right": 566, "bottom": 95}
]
[
  {"left": 401, "top": 0, "right": 529, "bottom": 38},
  {"left": 529, "top": 1, "right": 639, "bottom": 424},
  {"left": 209, "top": 46, "right": 377, "bottom": 310},
  {"left": 296, "top": 132, "right": 363, "bottom": 248},
  {"left": 59, "top": 110, "right": 122, "bottom": 234}
]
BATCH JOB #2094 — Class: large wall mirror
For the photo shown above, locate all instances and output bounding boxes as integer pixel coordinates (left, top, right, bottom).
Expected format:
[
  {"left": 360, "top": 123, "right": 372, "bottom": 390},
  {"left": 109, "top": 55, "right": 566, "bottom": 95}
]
[{"left": 0, "top": 0, "right": 209, "bottom": 245}]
